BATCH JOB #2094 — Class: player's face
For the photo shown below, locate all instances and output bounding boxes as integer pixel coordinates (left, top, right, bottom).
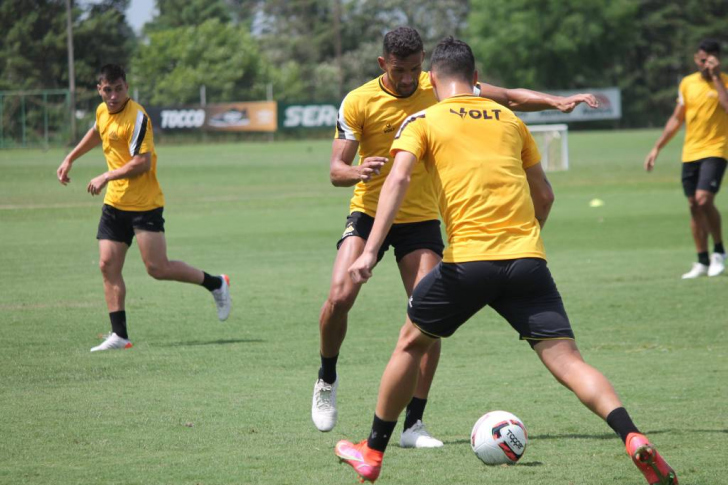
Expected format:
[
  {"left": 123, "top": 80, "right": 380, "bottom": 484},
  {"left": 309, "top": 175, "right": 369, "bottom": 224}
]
[
  {"left": 97, "top": 79, "right": 129, "bottom": 113},
  {"left": 379, "top": 52, "right": 424, "bottom": 97},
  {"left": 694, "top": 49, "right": 716, "bottom": 80}
]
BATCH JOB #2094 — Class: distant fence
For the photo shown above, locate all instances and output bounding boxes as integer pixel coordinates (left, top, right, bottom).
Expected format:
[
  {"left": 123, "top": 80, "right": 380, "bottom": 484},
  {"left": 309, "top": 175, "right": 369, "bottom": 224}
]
[{"left": 0, "top": 90, "right": 71, "bottom": 148}]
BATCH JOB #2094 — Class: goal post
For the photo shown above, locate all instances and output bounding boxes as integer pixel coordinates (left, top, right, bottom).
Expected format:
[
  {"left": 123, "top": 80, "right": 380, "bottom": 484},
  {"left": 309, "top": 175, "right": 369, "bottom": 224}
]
[{"left": 527, "top": 124, "right": 569, "bottom": 172}]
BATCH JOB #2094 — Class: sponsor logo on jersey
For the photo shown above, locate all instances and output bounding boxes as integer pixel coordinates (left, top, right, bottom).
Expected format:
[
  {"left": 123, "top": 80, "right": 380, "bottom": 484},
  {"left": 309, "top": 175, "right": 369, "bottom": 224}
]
[{"left": 383, "top": 122, "right": 395, "bottom": 133}]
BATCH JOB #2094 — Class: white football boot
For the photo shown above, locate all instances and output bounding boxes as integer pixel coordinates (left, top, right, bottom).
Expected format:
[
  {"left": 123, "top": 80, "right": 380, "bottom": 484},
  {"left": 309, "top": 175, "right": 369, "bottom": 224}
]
[
  {"left": 211, "top": 274, "right": 231, "bottom": 321},
  {"left": 681, "top": 262, "right": 708, "bottom": 279},
  {"left": 400, "top": 420, "right": 444, "bottom": 448},
  {"left": 311, "top": 377, "right": 338, "bottom": 432},
  {"left": 708, "top": 253, "right": 725, "bottom": 277},
  {"left": 90, "top": 332, "right": 132, "bottom": 352}
]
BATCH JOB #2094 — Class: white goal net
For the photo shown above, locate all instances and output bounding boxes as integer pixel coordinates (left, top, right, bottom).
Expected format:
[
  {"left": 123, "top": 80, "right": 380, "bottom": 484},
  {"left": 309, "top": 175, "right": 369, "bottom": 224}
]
[{"left": 527, "top": 124, "right": 569, "bottom": 172}]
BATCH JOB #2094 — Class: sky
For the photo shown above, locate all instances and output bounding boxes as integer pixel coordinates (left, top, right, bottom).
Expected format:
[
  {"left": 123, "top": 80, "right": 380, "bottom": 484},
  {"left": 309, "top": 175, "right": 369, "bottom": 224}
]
[{"left": 125, "top": 0, "right": 156, "bottom": 33}]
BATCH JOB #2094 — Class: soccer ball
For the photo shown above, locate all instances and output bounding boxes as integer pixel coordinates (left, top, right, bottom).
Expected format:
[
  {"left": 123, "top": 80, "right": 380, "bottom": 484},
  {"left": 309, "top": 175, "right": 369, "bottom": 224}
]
[{"left": 470, "top": 411, "right": 528, "bottom": 465}]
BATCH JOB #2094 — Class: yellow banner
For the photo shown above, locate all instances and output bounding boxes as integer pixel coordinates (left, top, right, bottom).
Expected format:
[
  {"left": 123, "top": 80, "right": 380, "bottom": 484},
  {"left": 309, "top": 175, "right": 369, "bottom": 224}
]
[{"left": 205, "top": 101, "right": 277, "bottom": 132}]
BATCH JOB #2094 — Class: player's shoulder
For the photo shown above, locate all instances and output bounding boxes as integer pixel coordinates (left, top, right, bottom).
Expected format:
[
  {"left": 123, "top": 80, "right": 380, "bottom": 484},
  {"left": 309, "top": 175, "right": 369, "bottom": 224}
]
[
  {"left": 681, "top": 72, "right": 703, "bottom": 86},
  {"left": 344, "top": 77, "right": 382, "bottom": 102},
  {"left": 394, "top": 108, "right": 428, "bottom": 139}
]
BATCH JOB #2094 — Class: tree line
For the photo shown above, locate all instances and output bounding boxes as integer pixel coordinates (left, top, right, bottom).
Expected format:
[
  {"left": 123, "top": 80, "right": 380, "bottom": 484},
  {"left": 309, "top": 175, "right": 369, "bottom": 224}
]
[{"left": 1, "top": 0, "right": 726, "bottom": 127}]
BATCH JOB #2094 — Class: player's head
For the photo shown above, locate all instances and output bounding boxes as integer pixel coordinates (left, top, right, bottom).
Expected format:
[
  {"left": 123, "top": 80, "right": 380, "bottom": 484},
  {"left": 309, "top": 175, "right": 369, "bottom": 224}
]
[
  {"left": 378, "top": 27, "right": 425, "bottom": 97},
  {"left": 694, "top": 39, "right": 721, "bottom": 79},
  {"left": 429, "top": 37, "right": 477, "bottom": 101},
  {"left": 97, "top": 64, "right": 129, "bottom": 113}
]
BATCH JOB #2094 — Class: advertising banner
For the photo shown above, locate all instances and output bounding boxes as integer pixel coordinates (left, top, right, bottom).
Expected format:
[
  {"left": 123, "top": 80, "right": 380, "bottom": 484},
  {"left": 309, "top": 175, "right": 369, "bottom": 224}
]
[
  {"left": 147, "top": 101, "right": 277, "bottom": 132},
  {"left": 205, "top": 101, "right": 277, "bottom": 132},
  {"left": 516, "top": 88, "right": 621, "bottom": 124},
  {"left": 279, "top": 103, "right": 339, "bottom": 130}
]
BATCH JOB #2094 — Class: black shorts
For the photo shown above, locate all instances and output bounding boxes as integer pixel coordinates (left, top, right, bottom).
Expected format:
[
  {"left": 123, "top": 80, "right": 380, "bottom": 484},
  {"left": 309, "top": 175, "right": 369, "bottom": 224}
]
[
  {"left": 97, "top": 204, "right": 165, "bottom": 246},
  {"left": 682, "top": 157, "right": 727, "bottom": 197},
  {"left": 336, "top": 211, "right": 444, "bottom": 263},
  {"left": 407, "top": 258, "right": 575, "bottom": 347}
]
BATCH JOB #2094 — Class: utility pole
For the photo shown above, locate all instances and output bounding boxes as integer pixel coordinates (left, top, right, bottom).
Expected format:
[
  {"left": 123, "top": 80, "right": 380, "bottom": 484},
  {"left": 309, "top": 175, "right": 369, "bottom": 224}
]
[
  {"left": 333, "top": 0, "right": 343, "bottom": 99},
  {"left": 65, "top": 0, "right": 77, "bottom": 142}
]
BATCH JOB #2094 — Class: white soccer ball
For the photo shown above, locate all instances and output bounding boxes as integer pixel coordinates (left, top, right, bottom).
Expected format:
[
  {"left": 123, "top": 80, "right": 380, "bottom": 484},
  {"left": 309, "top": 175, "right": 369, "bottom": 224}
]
[{"left": 470, "top": 411, "right": 528, "bottom": 465}]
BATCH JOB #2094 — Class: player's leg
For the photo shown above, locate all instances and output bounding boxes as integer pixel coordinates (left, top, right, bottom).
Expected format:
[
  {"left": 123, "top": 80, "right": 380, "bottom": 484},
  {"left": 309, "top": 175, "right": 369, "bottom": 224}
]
[
  {"left": 396, "top": 248, "right": 443, "bottom": 447},
  {"left": 91, "top": 205, "right": 133, "bottom": 352},
  {"left": 492, "top": 258, "right": 676, "bottom": 484},
  {"left": 695, "top": 157, "right": 727, "bottom": 276},
  {"left": 92, "top": 239, "right": 133, "bottom": 352},
  {"left": 313, "top": 235, "right": 366, "bottom": 431},
  {"left": 534, "top": 340, "right": 677, "bottom": 484},
  {"left": 682, "top": 161, "right": 710, "bottom": 278},
  {"left": 135, "top": 228, "right": 231, "bottom": 321},
  {"left": 337, "top": 262, "right": 487, "bottom": 482}
]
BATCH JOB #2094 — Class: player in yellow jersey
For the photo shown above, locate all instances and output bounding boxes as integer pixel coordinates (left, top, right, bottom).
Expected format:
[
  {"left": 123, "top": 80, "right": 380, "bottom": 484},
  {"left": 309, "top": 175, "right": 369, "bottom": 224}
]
[
  {"left": 645, "top": 39, "right": 728, "bottom": 279},
  {"left": 56, "top": 64, "right": 231, "bottom": 352},
  {"left": 313, "top": 26, "right": 599, "bottom": 446},
  {"left": 336, "top": 37, "right": 677, "bottom": 485}
]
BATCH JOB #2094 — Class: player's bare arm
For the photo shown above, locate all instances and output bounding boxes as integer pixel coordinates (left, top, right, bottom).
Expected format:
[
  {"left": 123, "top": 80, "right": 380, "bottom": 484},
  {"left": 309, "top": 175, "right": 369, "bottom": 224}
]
[
  {"left": 87, "top": 152, "right": 152, "bottom": 196},
  {"left": 479, "top": 83, "right": 599, "bottom": 113},
  {"left": 349, "top": 150, "right": 417, "bottom": 284},
  {"left": 329, "top": 138, "right": 387, "bottom": 187},
  {"left": 525, "top": 162, "right": 555, "bottom": 228},
  {"left": 644, "top": 103, "right": 686, "bottom": 172},
  {"left": 706, "top": 56, "right": 728, "bottom": 113},
  {"left": 57, "top": 126, "right": 102, "bottom": 185}
]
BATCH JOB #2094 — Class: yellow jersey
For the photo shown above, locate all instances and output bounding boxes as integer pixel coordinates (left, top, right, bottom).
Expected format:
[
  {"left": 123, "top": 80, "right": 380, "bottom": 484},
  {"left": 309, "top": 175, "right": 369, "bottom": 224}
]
[
  {"left": 95, "top": 99, "right": 164, "bottom": 211},
  {"left": 391, "top": 95, "right": 544, "bottom": 263},
  {"left": 678, "top": 72, "right": 728, "bottom": 162},
  {"left": 335, "top": 72, "right": 439, "bottom": 223}
]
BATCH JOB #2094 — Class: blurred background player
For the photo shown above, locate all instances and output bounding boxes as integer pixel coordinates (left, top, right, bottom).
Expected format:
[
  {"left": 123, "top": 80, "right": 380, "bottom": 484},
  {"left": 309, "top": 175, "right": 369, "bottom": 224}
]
[
  {"left": 313, "top": 26, "right": 599, "bottom": 447},
  {"left": 645, "top": 39, "right": 728, "bottom": 279},
  {"left": 337, "top": 37, "right": 677, "bottom": 485},
  {"left": 56, "top": 64, "right": 231, "bottom": 352}
]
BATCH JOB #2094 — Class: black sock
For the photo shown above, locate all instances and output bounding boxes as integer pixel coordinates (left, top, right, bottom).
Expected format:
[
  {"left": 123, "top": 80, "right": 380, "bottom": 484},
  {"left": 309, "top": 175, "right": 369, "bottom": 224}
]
[
  {"left": 201, "top": 272, "right": 222, "bottom": 292},
  {"left": 606, "top": 407, "right": 640, "bottom": 444},
  {"left": 403, "top": 397, "right": 428, "bottom": 431},
  {"left": 714, "top": 242, "right": 725, "bottom": 255},
  {"left": 109, "top": 311, "right": 128, "bottom": 340},
  {"left": 698, "top": 252, "right": 710, "bottom": 266},
  {"left": 367, "top": 414, "right": 397, "bottom": 452},
  {"left": 318, "top": 354, "right": 338, "bottom": 384}
]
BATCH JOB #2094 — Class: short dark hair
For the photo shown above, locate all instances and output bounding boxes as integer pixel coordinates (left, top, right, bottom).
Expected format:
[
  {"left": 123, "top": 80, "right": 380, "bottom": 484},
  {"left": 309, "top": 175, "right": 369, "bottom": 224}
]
[
  {"left": 98, "top": 64, "right": 126, "bottom": 84},
  {"left": 429, "top": 36, "right": 475, "bottom": 83},
  {"left": 698, "top": 38, "right": 721, "bottom": 55},
  {"left": 383, "top": 27, "right": 423, "bottom": 58}
]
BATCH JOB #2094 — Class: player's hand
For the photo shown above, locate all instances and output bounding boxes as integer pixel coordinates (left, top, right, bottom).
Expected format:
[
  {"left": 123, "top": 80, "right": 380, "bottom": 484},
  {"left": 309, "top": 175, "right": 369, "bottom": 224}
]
[
  {"left": 556, "top": 94, "right": 599, "bottom": 113},
  {"left": 706, "top": 55, "right": 721, "bottom": 79},
  {"left": 644, "top": 148, "right": 659, "bottom": 172},
  {"left": 87, "top": 173, "right": 109, "bottom": 196},
  {"left": 358, "top": 157, "right": 387, "bottom": 183},
  {"left": 57, "top": 158, "right": 73, "bottom": 185},
  {"left": 349, "top": 252, "right": 378, "bottom": 284}
]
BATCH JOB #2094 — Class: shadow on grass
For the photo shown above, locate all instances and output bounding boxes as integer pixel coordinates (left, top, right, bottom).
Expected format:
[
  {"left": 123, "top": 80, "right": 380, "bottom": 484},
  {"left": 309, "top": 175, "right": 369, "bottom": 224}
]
[{"left": 155, "top": 338, "right": 265, "bottom": 347}]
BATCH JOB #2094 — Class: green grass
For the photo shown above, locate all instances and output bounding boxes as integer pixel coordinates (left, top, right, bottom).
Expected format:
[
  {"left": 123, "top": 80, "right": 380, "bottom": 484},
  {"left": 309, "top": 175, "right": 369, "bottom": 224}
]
[{"left": 0, "top": 129, "right": 726, "bottom": 485}]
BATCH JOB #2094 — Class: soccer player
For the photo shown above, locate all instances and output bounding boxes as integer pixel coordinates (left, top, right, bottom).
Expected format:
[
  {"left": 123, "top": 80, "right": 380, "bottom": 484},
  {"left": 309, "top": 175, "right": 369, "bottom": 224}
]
[
  {"left": 645, "top": 38, "right": 728, "bottom": 279},
  {"left": 336, "top": 37, "right": 677, "bottom": 485},
  {"left": 56, "top": 64, "right": 231, "bottom": 352},
  {"left": 313, "top": 26, "right": 599, "bottom": 448}
]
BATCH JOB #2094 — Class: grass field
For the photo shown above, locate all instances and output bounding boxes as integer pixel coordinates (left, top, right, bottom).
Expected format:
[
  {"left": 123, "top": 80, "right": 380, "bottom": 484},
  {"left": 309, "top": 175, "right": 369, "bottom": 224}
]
[{"left": 1, "top": 129, "right": 726, "bottom": 485}]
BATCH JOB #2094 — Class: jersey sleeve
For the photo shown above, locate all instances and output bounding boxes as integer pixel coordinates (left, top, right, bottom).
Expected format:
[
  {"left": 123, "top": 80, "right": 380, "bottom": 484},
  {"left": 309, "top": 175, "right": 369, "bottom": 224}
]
[
  {"left": 128, "top": 109, "right": 153, "bottom": 156},
  {"left": 518, "top": 120, "right": 541, "bottom": 169},
  {"left": 677, "top": 78, "right": 686, "bottom": 106},
  {"left": 334, "top": 93, "right": 363, "bottom": 141},
  {"left": 391, "top": 111, "right": 428, "bottom": 160}
]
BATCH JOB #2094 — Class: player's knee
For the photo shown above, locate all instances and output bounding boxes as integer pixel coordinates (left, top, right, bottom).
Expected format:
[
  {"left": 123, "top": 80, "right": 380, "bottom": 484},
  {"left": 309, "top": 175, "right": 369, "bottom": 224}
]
[
  {"left": 99, "top": 258, "right": 117, "bottom": 276},
  {"left": 145, "top": 261, "right": 168, "bottom": 280},
  {"left": 695, "top": 193, "right": 713, "bottom": 208},
  {"left": 326, "top": 290, "right": 356, "bottom": 315}
]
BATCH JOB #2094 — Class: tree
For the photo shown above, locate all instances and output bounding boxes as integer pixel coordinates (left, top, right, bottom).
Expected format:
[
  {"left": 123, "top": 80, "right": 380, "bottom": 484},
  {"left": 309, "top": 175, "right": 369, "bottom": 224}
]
[
  {"left": 144, "top": 0, "right": 231, "bottom": 34},
  {"left": 132, "top": 18, "right": 271, "bottom": 105},
  {"left": 0, "top": 0, "right": 135, "bottom": 91}
]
